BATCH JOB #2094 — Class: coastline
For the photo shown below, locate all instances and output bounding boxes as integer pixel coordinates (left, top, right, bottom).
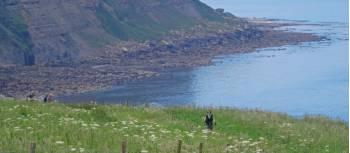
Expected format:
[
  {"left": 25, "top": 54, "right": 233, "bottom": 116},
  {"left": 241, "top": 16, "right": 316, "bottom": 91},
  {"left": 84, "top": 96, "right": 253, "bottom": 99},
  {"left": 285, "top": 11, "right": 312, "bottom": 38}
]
[{"left": 0, "top": 18, "right": 325, "bottom": 99}]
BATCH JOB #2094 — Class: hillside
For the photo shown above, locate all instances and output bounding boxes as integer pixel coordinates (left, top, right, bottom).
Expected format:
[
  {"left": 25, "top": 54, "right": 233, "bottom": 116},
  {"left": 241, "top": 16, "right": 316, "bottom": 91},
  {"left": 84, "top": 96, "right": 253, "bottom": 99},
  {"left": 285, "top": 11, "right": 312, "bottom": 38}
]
[
  {"left": 0, "top": 3, "right": 33, "bottom": 65},
  {"left": 0, "top": 100, "right": 347, "bottom": 152},
  {"left": 0, "top": 0, "right": 323, "bottom": 98},
  {"left": 0, "top": 0, "right": 237, "bottom": 65}
]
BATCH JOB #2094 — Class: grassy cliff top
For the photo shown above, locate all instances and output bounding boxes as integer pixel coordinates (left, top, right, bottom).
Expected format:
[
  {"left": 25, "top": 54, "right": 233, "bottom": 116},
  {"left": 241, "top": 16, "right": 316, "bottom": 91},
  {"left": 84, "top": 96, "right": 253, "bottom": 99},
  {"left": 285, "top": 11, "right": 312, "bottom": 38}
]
[{"left": 0, "top": 100, "right": 348, "bottom": 152}]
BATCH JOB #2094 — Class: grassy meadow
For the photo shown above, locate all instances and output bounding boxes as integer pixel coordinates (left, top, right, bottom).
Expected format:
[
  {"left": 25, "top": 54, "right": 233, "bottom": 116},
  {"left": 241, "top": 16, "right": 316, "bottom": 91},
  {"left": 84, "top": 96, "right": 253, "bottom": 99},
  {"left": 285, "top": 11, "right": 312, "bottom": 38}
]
[{"left": 0, "top": 100, "right": 348, "bottom": 153}]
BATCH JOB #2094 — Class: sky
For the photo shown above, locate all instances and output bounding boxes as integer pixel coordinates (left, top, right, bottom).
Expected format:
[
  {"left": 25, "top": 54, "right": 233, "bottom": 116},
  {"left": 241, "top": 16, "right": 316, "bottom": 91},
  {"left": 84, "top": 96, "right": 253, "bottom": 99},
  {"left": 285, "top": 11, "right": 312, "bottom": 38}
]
[{"left": 201, "top": 0, "right": 349, "bottom": 22}]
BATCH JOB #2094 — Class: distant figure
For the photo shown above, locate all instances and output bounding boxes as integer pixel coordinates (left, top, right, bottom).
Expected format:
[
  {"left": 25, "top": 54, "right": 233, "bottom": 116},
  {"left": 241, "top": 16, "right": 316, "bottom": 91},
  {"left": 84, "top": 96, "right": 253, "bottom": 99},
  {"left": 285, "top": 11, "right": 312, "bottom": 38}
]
[
  {"left": 26, "top": 92, "right": 35, "bottom": 101},
  {"left": 43, "top": 93, "right": 54, "bottom": 103},
  {"left": 205, "top": 110, "right": 214, "bottom": 130}
]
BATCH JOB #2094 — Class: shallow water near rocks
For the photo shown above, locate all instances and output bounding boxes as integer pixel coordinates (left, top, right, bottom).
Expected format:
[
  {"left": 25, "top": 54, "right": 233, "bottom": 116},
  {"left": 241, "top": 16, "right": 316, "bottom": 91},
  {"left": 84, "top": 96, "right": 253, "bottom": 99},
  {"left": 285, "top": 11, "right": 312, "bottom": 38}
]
[{"left": 58, "top": 1, "right": 349, "bottom": 121}]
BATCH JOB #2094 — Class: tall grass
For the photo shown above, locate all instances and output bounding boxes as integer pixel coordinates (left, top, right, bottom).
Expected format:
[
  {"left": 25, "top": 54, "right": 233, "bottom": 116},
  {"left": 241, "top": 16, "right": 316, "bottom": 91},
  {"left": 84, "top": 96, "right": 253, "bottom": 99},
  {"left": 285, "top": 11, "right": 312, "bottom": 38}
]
[{"left": 0, "top": 100, "right": 348, "bottom": 153}]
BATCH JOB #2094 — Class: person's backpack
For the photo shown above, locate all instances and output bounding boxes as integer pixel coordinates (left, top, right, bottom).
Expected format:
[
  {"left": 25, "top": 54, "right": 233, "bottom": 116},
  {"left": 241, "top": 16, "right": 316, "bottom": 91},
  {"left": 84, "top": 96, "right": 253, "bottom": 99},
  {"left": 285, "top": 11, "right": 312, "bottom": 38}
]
[{"left": 43, "top": 95, "right": 48, "bottom": 103}]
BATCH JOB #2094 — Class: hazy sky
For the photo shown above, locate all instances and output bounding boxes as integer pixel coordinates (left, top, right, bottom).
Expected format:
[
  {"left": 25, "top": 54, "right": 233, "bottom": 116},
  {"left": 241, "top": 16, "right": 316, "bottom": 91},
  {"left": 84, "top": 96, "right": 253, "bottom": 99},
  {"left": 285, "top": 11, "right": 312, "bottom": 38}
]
[{"left": 201, "top": 0, "right": 349, "bottom": 22}]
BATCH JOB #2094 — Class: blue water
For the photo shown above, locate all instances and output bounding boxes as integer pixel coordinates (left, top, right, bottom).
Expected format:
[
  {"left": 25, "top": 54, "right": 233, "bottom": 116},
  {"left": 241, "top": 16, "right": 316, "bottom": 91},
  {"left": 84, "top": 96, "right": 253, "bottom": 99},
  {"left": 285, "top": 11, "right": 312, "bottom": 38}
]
[{"left": 59, "top": 1, "right": 349, "bottom": 121}]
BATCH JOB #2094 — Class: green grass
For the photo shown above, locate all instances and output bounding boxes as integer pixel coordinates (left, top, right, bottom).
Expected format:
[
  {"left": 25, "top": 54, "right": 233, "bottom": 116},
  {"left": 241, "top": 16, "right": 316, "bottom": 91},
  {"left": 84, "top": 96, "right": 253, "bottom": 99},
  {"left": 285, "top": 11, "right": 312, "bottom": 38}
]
[{"left": 0, "top": 100, "right": 348, "bottom": 153}]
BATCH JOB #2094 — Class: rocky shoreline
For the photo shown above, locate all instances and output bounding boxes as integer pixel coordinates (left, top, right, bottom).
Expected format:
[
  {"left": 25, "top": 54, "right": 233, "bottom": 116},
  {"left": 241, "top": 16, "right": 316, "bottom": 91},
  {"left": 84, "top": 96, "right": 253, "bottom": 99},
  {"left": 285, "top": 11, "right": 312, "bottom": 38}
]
[{"left": 0, "top": 19, "right": 325, "bottom": 99}]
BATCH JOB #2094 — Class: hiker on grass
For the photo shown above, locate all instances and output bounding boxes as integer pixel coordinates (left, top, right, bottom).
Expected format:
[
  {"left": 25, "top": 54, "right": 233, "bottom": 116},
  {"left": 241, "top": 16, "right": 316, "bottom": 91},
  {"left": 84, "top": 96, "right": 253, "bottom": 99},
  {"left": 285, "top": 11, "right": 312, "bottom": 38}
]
[
  {"left": 43, "top": 93, "right": 53, "bottom": 103},
  {"left": 205, "top": 109, "right": 214, "bottom": 130},
  {"left": 26, "top": 92, "right": 35, "bottom": 101}
]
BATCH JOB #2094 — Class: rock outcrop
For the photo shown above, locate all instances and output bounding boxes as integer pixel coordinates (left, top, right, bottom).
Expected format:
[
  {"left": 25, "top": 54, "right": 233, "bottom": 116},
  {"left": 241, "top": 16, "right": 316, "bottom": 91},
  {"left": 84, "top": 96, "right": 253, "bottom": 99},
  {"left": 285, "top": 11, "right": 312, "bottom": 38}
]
[{"left": 0, "top": 0, "right": 235, "bottom": 65}]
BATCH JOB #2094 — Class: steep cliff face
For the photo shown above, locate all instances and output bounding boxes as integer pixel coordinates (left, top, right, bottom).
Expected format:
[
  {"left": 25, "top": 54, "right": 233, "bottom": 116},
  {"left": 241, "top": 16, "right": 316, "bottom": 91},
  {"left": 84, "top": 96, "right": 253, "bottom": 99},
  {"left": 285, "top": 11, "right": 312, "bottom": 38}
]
[
  {"left": 0, "top": 0, "right": 34, "bottom": 65},
  {"left": 0, "top": 0, "right": 237, "bottom": 65}
]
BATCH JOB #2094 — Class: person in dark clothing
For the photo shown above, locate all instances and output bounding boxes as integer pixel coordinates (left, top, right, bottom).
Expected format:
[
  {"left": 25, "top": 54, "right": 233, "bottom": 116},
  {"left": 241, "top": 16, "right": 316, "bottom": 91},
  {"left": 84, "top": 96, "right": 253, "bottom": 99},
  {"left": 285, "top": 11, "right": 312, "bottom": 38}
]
[
  {"left": 43, "top": 95, "right": 48, "bottom": 103},
  {"left": 205, "top": 110, "right": 214, "bottom": 130},
  {"left": 26, "top": 92, "right": 35, "bottom": 101}
]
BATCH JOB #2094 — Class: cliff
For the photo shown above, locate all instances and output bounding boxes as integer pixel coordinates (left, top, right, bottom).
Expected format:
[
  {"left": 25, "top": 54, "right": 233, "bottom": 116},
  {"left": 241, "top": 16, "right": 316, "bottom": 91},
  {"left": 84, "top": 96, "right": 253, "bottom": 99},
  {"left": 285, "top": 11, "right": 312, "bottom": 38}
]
[
  {"left": 0, "top": 0, "right": 323, "bottom": 97},
  {"left": 0, "top": 0, "right": 240, "bottom": 65}
]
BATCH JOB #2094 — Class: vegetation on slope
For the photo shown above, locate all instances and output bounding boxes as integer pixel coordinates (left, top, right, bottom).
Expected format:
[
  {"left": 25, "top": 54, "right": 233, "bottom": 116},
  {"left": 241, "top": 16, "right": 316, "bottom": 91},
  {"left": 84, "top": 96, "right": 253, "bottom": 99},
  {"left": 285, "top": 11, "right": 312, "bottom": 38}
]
[
  {"left": 0, "top": 6, "right": 32, "bottom": 51},
  {"left": 0, "top": 5, "right": 35, "bottom": 65},
  {"left": 0, "top": 100, "right": 348, "bottom": 153},
  {"left": 95, "top": 0, "right": 225, "bottom": 41}
]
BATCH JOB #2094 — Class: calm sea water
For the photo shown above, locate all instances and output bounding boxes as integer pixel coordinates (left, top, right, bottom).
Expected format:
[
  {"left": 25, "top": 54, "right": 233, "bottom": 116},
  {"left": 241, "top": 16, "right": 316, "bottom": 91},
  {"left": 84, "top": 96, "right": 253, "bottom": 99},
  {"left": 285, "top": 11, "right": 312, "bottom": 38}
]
[{"left": 59, "top": 1, "right": 349, "bottom": 121}]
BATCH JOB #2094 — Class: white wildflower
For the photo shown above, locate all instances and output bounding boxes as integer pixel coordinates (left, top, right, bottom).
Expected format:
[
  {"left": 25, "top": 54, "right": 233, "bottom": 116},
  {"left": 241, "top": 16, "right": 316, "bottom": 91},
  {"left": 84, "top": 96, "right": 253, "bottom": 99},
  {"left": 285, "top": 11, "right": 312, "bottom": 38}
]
[
  {"left": 55, "top": 141, "right": 64, "bottom": 144},
  {"left": 150, "top": 134, "right": 157, "bottom": 141},
  {"left": 91, "top": 123, "right": 100, "bottom": 127},
  {"left": 249, "top": 142, "right": 260, "bottom": 147},
  {"left": 202, "top": 129, "right": 209, "bottom": 134},
  {"left": 187, "top": 133, "right": 194, "bottom": 138},
  {"left": 242, "top": 140, "right": 250, "bottom": 144}
]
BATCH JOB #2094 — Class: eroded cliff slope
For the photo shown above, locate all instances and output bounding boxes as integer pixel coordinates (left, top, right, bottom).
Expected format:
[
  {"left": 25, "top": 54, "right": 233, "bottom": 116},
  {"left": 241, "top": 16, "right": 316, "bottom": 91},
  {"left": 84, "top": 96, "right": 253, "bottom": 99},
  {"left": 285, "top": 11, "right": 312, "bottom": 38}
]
[{"left": 0, "top": 0, "right": 239, "bottom": 65}]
